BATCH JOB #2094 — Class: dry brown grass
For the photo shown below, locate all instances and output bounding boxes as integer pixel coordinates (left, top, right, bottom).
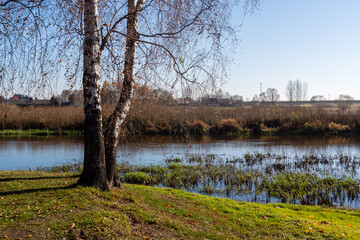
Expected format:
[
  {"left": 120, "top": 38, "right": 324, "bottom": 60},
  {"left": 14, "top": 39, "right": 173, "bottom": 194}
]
[
  {"left": 1, "top": 102, "right": 360, "bottom": 135},
  {"left": 0, "top": 104, "right": 84, "bottom": 130}
]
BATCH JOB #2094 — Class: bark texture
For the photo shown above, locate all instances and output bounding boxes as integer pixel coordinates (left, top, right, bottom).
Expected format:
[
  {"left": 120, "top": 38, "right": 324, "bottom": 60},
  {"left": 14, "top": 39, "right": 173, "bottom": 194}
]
[
  {"left": 105, "top": 0, "right": 144, "bottom": 187},
  {"left": 78, "top": 0, "right": 109, "bottom": 190}
]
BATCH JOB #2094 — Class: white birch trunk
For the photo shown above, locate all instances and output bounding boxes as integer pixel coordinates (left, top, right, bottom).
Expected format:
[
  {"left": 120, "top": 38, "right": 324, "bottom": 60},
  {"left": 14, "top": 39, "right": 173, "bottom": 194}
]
[
  {"left": 105, "top": 0, "right": 145, "bottom": 187},
  {"left": 78, "top": 0, "right": 108, "bottom": 190}
]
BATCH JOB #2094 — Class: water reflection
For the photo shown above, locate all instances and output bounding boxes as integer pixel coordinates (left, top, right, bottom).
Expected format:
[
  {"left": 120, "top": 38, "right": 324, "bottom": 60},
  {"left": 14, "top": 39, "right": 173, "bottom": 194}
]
[
  {"left": 0, "top": 136, "right": 83, "bottom": 170},
  {"left": 1, "top": 135, "right": 360, "bottom": 170}
]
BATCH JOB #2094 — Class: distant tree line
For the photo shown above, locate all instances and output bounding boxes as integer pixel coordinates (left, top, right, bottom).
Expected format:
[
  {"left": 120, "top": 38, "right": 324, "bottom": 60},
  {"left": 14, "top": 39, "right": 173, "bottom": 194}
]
[{"left": 286, "top": 79, "right": 308, "bottom": 101}]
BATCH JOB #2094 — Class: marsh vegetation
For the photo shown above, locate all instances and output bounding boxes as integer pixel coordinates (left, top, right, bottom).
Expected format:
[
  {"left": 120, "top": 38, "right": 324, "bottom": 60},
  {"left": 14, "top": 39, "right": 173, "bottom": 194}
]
[
  {"left": 37, "top": 152, "right": 360, "bottom": 208},
  {"left": 2, "top": 103, "right": 360, "bottom": 136}
]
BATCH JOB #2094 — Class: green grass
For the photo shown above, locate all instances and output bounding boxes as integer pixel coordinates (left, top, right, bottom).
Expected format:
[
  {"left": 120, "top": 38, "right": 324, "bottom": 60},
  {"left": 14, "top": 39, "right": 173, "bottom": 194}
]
[
  {"left": 1, "top": 171, "right": 360, "bottom": 239},
  {"left": 0, "top": 129, "right": 82, "bottom": 136}
]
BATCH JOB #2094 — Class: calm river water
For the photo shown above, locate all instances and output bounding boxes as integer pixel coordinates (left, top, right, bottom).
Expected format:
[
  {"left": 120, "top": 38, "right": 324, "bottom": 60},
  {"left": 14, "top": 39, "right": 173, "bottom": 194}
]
[{"left": 2, "top": 135, "right": 360, "bottom": 170}]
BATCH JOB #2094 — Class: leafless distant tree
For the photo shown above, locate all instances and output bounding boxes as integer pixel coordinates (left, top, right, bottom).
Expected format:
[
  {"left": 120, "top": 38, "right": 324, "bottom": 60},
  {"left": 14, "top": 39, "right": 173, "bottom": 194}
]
[
  {"left": 294, "top": 80, "right": 307, "bottom": 101},
  {"left": 231, "top": 95, "right": 243, "bottom": 102},
  {"left": 286, "top": 79, "right": 307, "bottom": 101},
  {"left": 310, "top": 95, "right": 326, "bottom": 101},
  {"left": 59, "top": 89, "right": 72, "bottom": 103},
  {"left": 68, "top": 90, "right": 83, "bottom": 107},
  {"left": 337, "top": 94, "right": 354, "bottom": 111},
  {"left": 266, "top": 88, "right": 280, "bottom": 102},
  {"left": 260, "top": 88, "right": 280, "bottom": 102},
  {"left": 286, "top": 80, "right": 295, "bottom": 102}
]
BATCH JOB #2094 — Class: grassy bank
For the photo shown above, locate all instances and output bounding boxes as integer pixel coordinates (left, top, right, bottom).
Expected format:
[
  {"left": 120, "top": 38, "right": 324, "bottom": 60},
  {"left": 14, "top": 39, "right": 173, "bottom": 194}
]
[
  {"left": 0, "top": 129, "right": 82, "bottom": 136},
  {"left": 1, "top": 103, "right": 360, "bottom": 136},
  {"left": 1, "top": 171, "right": 359, "bottom": 239}
]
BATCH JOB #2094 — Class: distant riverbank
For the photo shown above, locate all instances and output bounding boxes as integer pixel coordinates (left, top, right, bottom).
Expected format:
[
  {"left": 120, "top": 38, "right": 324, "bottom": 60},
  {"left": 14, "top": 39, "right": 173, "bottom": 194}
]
[{"left": 1, "top": 103, "right": 360, "bottom": 136}]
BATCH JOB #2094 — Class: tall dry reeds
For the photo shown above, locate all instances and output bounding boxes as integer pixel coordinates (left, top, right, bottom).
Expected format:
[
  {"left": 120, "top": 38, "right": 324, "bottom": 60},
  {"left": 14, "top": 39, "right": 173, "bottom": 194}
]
[
  {"left": 0, "top": 104, "right": 84, "bottom": 130},
  {"left": 1, "top": 102, "right": 360, "bottom": 135}
]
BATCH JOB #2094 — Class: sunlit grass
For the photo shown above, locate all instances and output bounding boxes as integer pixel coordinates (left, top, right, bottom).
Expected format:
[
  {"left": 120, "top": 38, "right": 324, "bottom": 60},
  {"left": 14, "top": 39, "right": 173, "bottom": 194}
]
[{"left": 1, "top": 171, "right": 359, "bottom": 239}]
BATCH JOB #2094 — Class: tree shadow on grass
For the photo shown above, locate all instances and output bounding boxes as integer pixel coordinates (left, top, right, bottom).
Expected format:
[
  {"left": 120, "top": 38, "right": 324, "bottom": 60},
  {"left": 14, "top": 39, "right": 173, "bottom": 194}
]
[
  {"left": 0, "top": 183, "right": 78, "bottom": 196},
  {"left": 0, "top": 174, "right": 80, "bottom": 182}
]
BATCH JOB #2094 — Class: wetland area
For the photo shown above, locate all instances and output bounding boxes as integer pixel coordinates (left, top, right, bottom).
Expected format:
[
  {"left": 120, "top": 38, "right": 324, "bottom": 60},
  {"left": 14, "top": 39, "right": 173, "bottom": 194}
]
[{"left": 2, "top": 135, "right": 360, "bottom": 207}]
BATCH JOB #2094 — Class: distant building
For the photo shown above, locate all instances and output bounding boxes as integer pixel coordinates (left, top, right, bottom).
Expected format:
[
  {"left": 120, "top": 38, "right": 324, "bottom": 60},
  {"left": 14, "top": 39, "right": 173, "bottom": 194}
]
[
  {"left": 218, "top": 99, "right": 232, "bottom": 106},
  {"left": 10, "top": 95, "right": 20, "bottom": 100},
  {"left": 5, "top": 94, "right": 50, "bottom": 106},
  {"left": 200, "top": 97, "right": 218, "bottom": 106},
  {"left": 10, "top": 94, "right": 33, "bottom": 101},
  {"left": 177, "top": 98, "right": 197, "bottom": 106},
  {"left": 33, "top": 99, "right": 51, "bottom": 106}
]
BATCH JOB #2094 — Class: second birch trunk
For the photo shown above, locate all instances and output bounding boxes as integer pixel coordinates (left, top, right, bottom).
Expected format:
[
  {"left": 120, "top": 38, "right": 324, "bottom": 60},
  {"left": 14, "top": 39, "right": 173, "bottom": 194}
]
[{"left": 105, "top": 0, "right": 144, "bottom": 187}]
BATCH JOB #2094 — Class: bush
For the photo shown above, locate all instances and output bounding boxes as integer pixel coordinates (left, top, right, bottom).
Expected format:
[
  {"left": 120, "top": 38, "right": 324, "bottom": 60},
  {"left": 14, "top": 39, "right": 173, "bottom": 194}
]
[
  {"left": 328, "top": 122, "right": 350, "bottom": 132},
  {"left": 218, "top": 118, "right": 241, "bottom": 134},
  {"left": 188, "top": 120, "right": 208, "bottom": 135},
  {"left": 301, "top": 120, "right": 326, "bottom": 134}
]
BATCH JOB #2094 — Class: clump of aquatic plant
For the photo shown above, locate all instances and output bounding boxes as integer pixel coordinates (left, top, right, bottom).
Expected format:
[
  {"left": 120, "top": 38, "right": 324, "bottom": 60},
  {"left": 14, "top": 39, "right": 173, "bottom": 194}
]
[
  {"left": 35, "top": 162, "right": 83, "bottom": 173},
  {"left": 124, "top": 172, "right": 153, "bottom": 185},
  {"left": 262, "top": 172, "right": 360, "bottom": 206},
  {"left": 165, "top": 157, "right": 182, "bottom": 163}
]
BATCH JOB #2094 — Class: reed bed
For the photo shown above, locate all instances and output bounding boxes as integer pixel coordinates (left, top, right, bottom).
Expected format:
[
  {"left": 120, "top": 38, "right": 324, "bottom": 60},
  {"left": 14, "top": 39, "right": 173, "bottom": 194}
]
[
  {"left": 2, "top": 102, "right": 360, "bottom": 135},
  {"left": 0, "top": 104, "right": 84, "bottom": 130},
  {"left": 35, "top": 151, "right": 360, "bottom": 207},
  {"left": 116, "top": 152, "right": 360, "bottom": 207}
]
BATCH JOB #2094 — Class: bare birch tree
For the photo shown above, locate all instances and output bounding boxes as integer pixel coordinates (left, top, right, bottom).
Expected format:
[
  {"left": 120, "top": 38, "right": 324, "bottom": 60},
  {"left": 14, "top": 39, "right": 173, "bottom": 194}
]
[
  {"left": 2, "top": 0, "right": 260, "bottom": 189},
  {"left": 0, "top": 0, "right": 56, "bottom": 97}
]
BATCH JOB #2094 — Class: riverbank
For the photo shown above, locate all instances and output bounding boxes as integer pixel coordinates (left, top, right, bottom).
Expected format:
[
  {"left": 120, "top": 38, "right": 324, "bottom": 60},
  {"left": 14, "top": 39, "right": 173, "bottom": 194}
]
[
  {"left": 0, "top": 129, "right": 82, "bottom": 136},
  {"left": 1, "top": 103, "right": 360, "bottom": 136},
  {"left": 1, "top": 171, "right": 359, "bottom": 239}
]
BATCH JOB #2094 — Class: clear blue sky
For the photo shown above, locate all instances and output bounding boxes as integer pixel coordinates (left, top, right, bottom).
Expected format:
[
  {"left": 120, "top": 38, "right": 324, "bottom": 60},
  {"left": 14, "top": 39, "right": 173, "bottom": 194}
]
[{"left": 226, "top": 0, "right": 360, "bottom": 101}]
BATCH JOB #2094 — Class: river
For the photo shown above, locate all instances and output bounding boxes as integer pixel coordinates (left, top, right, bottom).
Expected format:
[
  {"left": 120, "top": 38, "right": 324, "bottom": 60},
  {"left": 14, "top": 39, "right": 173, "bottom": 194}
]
[{"left": 2, "top": 135, "right": 360, "bottom": 170}]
